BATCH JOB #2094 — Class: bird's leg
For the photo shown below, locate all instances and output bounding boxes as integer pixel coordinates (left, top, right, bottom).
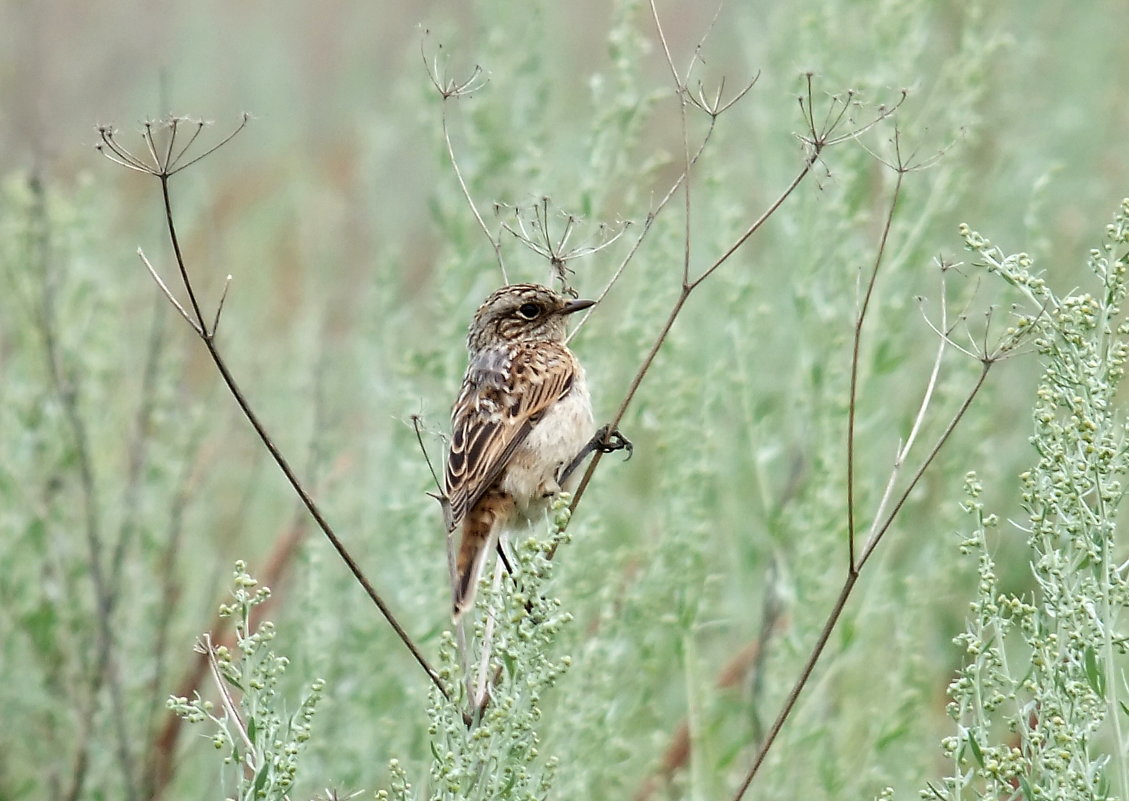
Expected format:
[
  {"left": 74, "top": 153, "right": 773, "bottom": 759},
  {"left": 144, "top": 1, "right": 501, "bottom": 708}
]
[
  {"left": 496, "top": 541, "right": 516, "bottom": 576},
  {"left": 558, "top": 424, "right": 633, "bottom": 486}
]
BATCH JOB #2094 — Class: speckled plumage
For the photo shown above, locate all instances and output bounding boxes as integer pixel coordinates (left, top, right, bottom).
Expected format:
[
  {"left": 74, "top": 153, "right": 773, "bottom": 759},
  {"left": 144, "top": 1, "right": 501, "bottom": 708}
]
[{"left": 444, "top": 284, "right": 595, "bottom": 619}]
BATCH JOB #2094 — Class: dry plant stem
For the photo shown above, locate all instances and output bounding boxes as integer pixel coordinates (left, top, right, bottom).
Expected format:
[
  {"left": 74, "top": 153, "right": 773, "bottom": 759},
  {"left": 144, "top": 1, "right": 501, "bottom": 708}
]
[
  {"left": 728, "top": 156, "right": 964, "bottom": 801},
  {"left": 454, "top": 602, "right": 471, "bottom": 705},
  {"left": 678, "top": 78, "right": 693, "bottom": 288},
  {"left": 154, "top": 175, "right": 446, "bottom": 694},
  {"left": 498, "top": 201, "right": 630, "bottom": 292},
  {"left": 200, "top": 634, "right": 257, "bottom": 785},
  {"left": 442, "top": 108, "right": 507, "bottom": 283},
  {"left": 729, "top": 361, "right": 993, "bottom": 801},
  {"left": 420, "top": 36, "right": 505, "bottom": 282},
  {"left": 413, "top": 417, "right": 472, "bottom": 688},
  {"left": 201, "top": 633, "right": 255, "bottom": 756},
  {"left": 411, "top": 414, "right": 445, "bottom": 495},
  {"left": 156, "top": 345, "right": 329, "bottom": 790},
  {"left": 570, "top": 5, "right": 755, "bottom": 339},
  {"left": 689, "top": 156, "right": 815, "bottom": 291},
  {"left": 567, "top": 121, "right": 718, "bottom": 341},
  {"left": 159, "top": 180, "right": 207, "bottom": 327},
  {"left": 847, "top": 170, "right": 905, "bottom": 569},
  {"left": 570, "top": 83, "right": 834, "bottom": 517},
  {"left": 99, "top": 119, "right": 448, "bottom": 700},
  {"left": 857, "top": 363, "right": 991, "bottom": 568},
  {"left": 568, "top": 155, "right": 819, "bottom": 517},
  {"left": 863, "top": 285, "right": 952, "bottom": 560},
  {"left": 649, "top": 0, "right": 695, "bottom": 288},
  {"left": 549, "top": 27, "right": 910, "bottom": 792}
]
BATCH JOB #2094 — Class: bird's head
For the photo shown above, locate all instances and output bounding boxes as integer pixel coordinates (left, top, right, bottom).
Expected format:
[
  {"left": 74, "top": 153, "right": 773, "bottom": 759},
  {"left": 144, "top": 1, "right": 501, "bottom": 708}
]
[{"left": 466, "top": 283, "right": 594, "bottom": 351}]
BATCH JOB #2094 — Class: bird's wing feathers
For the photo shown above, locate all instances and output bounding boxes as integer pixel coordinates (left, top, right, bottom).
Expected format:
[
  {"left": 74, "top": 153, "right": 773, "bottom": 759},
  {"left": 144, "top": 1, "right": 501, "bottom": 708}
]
[{"left": 444, "top": 341, "right": 576, "bottom": 531}]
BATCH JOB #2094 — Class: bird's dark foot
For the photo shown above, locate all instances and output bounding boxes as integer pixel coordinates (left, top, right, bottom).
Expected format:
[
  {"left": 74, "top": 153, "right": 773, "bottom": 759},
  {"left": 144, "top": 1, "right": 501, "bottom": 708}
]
[
  {"left": 558, "top": 425, "right": 633, "bottom": 485},
  {"left": 593, "top": 425, "right": 633, "bottom": 460}
]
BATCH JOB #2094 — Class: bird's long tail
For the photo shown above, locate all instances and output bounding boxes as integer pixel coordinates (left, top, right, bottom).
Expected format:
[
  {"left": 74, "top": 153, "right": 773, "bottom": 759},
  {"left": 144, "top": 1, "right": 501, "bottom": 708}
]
[{"left": 453, "top": 491, "right": 514, "bottom": 620}]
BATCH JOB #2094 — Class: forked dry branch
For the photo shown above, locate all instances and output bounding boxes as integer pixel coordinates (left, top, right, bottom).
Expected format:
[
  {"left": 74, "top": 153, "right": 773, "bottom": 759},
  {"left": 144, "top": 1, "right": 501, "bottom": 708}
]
[
  {"left": 421, "top": 2, "right": 1030, "bottom": 797},
  {"left": 96, "top": 117, "right": 449, "bottom": 700},
  {"left": 94, "top": 4, "right": 1031, "bottom": 794}
]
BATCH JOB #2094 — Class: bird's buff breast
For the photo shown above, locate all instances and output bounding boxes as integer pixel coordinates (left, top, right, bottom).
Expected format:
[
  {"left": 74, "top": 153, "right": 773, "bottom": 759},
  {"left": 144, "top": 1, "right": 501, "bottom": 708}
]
[{"left": 501, "top": 370, "right": 594, "bottom": 522}]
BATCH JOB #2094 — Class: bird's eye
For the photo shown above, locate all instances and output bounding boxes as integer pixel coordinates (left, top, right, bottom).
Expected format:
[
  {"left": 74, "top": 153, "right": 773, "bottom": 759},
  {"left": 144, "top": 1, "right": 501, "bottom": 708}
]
[{"left": 518, "top": 303, "right": 541, "bottom": 319}]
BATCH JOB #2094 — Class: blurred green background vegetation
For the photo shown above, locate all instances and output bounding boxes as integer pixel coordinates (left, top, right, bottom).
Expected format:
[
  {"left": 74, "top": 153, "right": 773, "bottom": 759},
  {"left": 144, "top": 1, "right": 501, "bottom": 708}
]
[{"left": 1, "top": 0, "right": 1127, "bottom": 798}]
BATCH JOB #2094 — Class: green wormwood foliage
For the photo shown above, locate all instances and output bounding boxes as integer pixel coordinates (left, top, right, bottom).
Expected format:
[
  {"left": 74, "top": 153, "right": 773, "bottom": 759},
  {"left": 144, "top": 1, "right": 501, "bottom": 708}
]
[
  {"left": 929, "top": 199, "right": 1129, "bottom": 801},
  {"left": 168, "top": 563, "right": 326, "bottom": 801},
  {"left": 379, "top": 496, "right": 575, "bottom": 801}
]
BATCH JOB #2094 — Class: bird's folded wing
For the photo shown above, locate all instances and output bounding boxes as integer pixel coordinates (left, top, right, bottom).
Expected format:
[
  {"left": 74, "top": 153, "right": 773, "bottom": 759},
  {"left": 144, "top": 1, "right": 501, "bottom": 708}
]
[{"left": 443, "top": 342, "right": 575, "bottom": 531}]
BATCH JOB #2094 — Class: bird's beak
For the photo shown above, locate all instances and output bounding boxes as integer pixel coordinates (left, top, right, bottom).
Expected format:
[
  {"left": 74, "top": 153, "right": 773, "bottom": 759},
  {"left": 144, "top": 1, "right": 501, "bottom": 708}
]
[{"left": 561, "top": 298, "right": 596, "bottom": 315}]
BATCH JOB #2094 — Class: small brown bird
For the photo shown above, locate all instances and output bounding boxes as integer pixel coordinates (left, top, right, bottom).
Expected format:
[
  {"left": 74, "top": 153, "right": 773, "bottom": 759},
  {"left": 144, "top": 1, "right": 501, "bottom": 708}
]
[{"left": 444, "top": 283, "right": 596, "bottom": 620}]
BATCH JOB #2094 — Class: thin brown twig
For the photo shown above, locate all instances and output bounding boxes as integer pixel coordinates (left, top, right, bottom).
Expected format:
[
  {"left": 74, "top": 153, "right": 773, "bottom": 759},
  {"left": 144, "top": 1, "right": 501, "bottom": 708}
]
[
  {"left": 137, "top": 248, "right": 199, "bottom": 333},
  {"left": 669, "top": 34, "right": 695, "bottom": 290},
  {"left": 96, "top": 117, "right": 449, "bottom": 700},
  {"left": 472, "top": 559, "right": 507, "bottom": 713},
  {"left": 727, "top": 139, "right": 898, "bottom": 799},
  {"left": 566, "top": 118, "right": 719, "bottom": 341},
  {"left": 848, "top": 128, "right": 966, "bottom": 569},
  {"left": 567, "top": 20, "right": 757, "bottom": 338},
  {"left": 147, "top": 342, "right": 344, "bottom": 797},
  {"left": 498, "top": 200, "right": 631, "bottom": 289},
  {"left": 420, "top": 33, "right": 506, "bottom": 283},
  {"left": 567, "top": 282, "right": 684, "bottom": 514},
  {"left": 648, "top": 0, "right": 722, "bottom": 292},
  {"left": 847, "top": 164, "right": 906, "bottom": 571},
  {"left": 409, "top": 412, "right": 465, "bottom": 667},
  {"left": 411, "top": 414, "right": 445, "bottom": 496},
  {"left": 177, "top": 212, "right": 447, "bottom": 698},
  {"left": 728, "top": 365, "right": 992, "bottom": 801},
  {"left": 442, "top": 110, "right": 507, "bottom": 284},
  {"left": 727, "top": 123, "right": 1013, "bottom": 797},
  {"left": 685, "top": 2, "right": 726, "bottom": 89},
  {"left": 859, "top": 362, "right": 993, "bottom": 568},
  {"left": 863, "top": 277, "right": 957, "bottom": 562},
  {"left": 168, "top": 114, "right": 250, "bottom": 175},
  {"left": 570, "top": 77, "right": 898, "bottom": 523},
  {"left": 687, "top": 158, "right": 814, "bottom": 291},
  {"left": 200, "top": 633, "right": 254, "bottom": 755},
  {"left": 568, "top": 151, "right": 820, "bottom": 517}
]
